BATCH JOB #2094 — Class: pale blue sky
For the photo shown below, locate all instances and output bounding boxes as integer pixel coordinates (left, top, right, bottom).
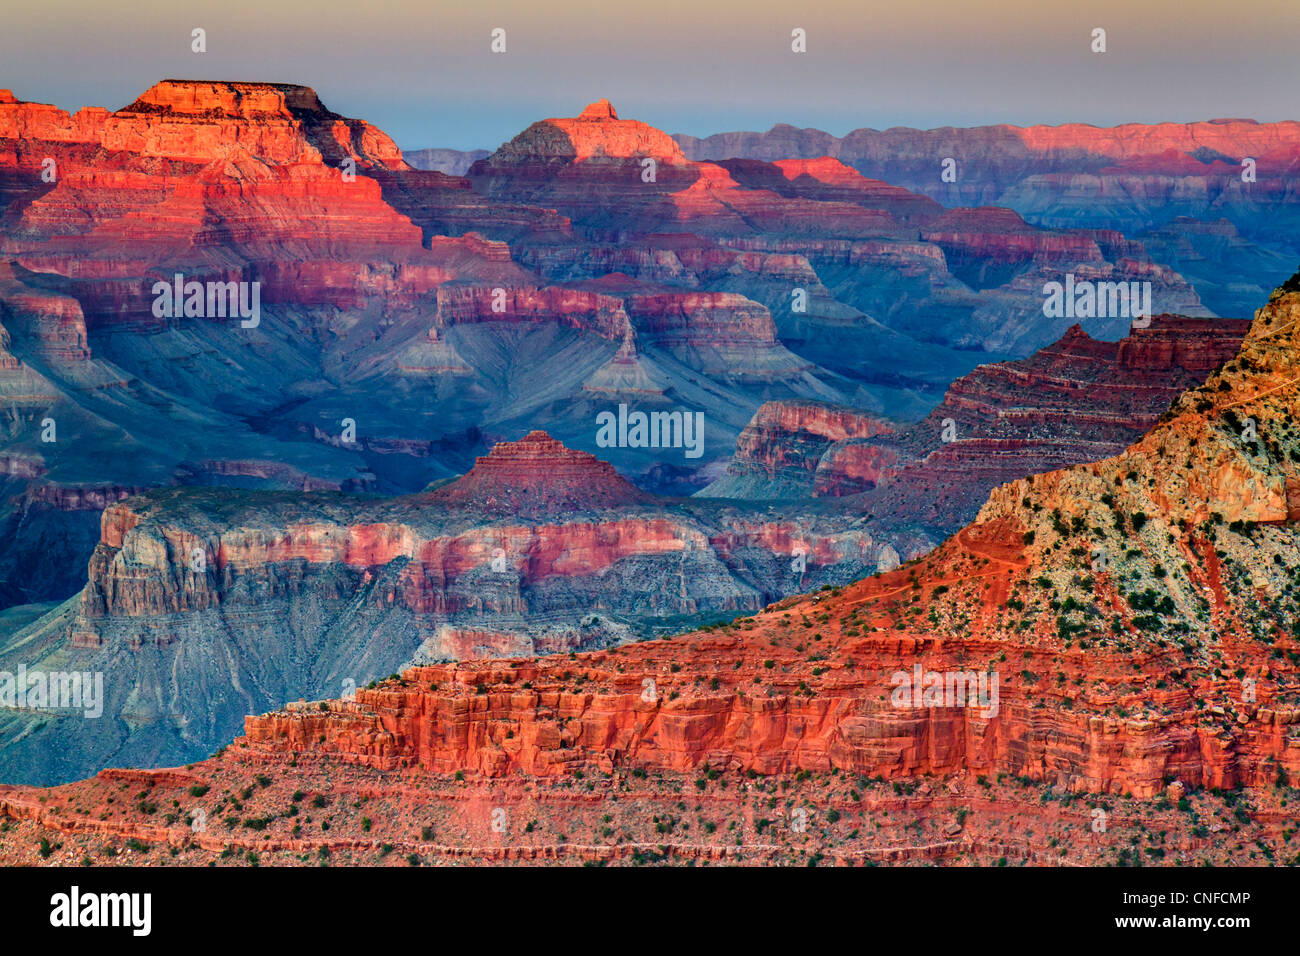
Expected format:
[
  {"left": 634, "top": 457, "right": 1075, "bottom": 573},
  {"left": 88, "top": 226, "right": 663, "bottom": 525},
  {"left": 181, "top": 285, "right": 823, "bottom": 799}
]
[{"left": 3, "top": 0, "right": 1298, "bottom": 150}]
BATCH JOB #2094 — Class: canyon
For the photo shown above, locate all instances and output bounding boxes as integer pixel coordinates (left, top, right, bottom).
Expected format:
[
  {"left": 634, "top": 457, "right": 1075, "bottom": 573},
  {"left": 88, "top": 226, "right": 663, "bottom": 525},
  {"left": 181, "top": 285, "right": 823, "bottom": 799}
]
[
  {"left": 0, "top": 315, "right": 1248, "bottom": 785},
  {"left": 0, "top": 82, "right": 1235, "bottom": 622},
  {"left": 0, "top": 429, "right": 914, "bottom": 784},
  {"left": 2, "top": 277, "right": 1297, "bottom": 865},
  {"left": 0, "top": 80, "right": 1292, "bottom": 810}
]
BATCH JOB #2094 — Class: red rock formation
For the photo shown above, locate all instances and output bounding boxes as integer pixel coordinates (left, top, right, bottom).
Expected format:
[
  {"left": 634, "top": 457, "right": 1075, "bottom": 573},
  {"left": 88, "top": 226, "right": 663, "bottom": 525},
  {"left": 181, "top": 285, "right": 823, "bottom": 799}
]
[
  {"left": 812, "top": 442, "right": 902, "bottom": 495},
  {"left": 487, "top": 98, "right": 689, "bottom": 166},
  {"left": 111, "top": 80, "right": 405, "bottom": 166},
  {"left": 430, "top": 430, "right": 651, "bottom": 513},
  {"left": 3, "top": 748, "right": 1285, "bottom": 866},
  {"left": 22, "top": 483, "right": 147, "bottom": 511},
  {"left": 202, "top": 286, "right": 1300, "bottom": 800},
  {"left": 473, "top": 102, "right": 1120, "bottom": 256},
  {"left": 62, "top": 427, "right": 896, "bottom": 653},
  {"left": 432, "top": 286, "right": 632, "bottom": 341},
  {"left": 923, "top": 206, "right": 1101, "bottom": 263},
  {"left": 0, "top": 82, "right": 547, "bottom": 327},
  {"left": 676, "top": 119, "right": 1300, "bottom": 319},
  {"left": 5, "top": 285, "right": 1300, "bottom": 865},
  {"left": 1117, "top": 317, "right": 1249, "bottom": 370},
  {"left": 850, "top": 315, "right": 1249, "bottom": 514},
  {"left": 710, "top": 316, "right": 1249, "bottom": 509},
  {"left": 625, "top": 292, "right": 776, "bottom": 350},
  {"left": 0, "top": 262, "right": 90, "bottom": 360},
  {"left": 677, "top": 117, "right": 1300, "bottom": 194},
  {"left": 725, "top": 156, "right": 943, "bottom": 225},
  {"left": 702, "top": 400, "right": 892, "bottom": 497}
]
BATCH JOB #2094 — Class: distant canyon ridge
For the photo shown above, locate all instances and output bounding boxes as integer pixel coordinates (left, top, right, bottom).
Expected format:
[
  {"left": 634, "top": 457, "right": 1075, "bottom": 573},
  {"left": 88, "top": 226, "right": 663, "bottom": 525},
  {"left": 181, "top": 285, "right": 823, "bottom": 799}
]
[{"left": 415, "top": 116, "right": 1300, "bottom": 319}]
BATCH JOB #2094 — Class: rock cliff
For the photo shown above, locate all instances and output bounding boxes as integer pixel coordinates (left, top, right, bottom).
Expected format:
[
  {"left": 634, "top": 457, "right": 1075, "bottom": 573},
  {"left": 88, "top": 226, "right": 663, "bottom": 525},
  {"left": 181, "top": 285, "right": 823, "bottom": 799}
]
[
  {"left": 214, "top": 282, "right": 1300, "bottom": 800},
  {"left": 0, "top": 431, "right": 911, "bottom": 784},
  {"left": 2, "top": 282, "right": 1294, "bottom": 862}
]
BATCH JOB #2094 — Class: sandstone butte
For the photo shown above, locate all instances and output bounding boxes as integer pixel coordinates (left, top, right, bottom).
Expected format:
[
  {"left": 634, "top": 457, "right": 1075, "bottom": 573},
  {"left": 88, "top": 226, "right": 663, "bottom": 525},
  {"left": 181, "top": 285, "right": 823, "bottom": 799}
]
[
  {"left": 0, "top": 80, "right": 561, "bottom": 325},
  {"left": 493, "top": 97, "right": 689, "bottom": 165},
  {"left": 3, "top": 281, "right": 1300, "bottom": 866}
]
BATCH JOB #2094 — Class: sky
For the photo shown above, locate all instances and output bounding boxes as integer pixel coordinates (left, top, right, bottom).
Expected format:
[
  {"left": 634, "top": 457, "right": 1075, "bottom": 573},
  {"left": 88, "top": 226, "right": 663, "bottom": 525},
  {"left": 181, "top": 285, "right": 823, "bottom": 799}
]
[{"left": 3, "top": 0, "right": 1299, "bottom": 150}]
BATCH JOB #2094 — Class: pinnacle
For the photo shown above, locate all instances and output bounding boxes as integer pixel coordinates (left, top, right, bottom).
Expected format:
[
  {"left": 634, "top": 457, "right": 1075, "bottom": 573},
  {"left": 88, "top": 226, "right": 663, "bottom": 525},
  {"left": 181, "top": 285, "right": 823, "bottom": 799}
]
[{"left": 578, "top": 99, "right": 619, "bottom": 121}]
